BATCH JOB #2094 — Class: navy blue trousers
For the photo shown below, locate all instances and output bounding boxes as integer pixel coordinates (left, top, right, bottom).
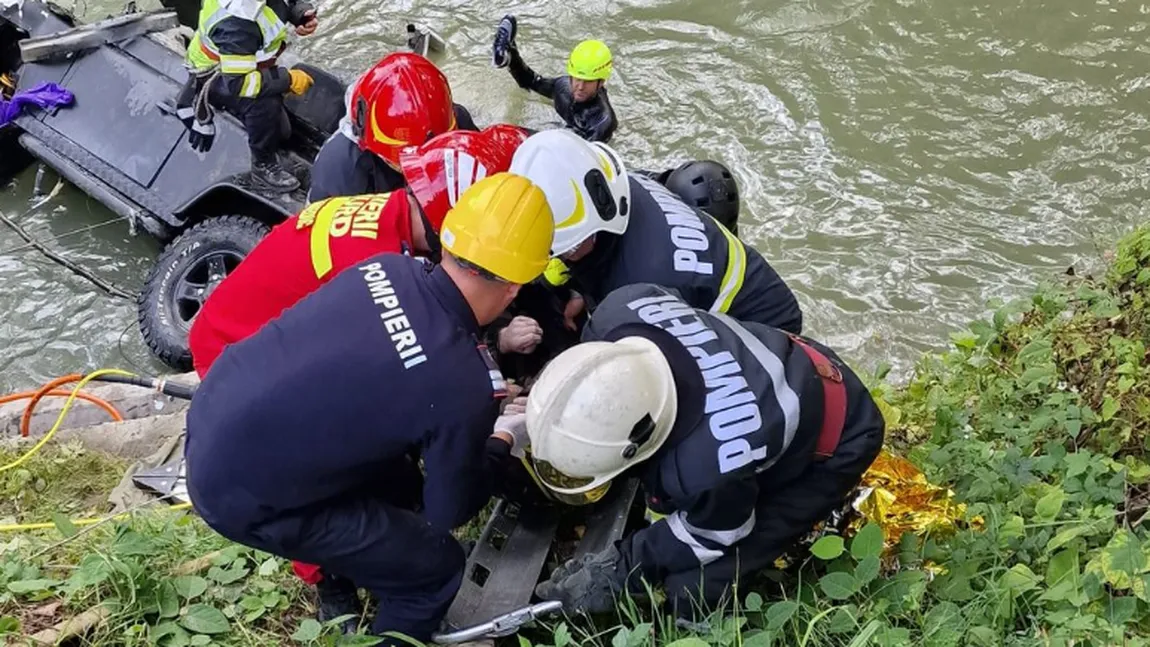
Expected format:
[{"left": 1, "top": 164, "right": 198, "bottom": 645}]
[{"left": 195, "top": 458, "right": 464, "bottom": 642}]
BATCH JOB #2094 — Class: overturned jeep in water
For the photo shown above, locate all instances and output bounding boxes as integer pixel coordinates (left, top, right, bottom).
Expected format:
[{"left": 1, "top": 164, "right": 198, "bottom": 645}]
[{"left": 0, "top": 0, "right": 351, "bottom": 370}]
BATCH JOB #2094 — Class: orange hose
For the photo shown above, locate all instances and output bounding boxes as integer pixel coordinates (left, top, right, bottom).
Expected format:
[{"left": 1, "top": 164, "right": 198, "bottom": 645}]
[
  {"left": 18, "top": 374, "right": 83, "bottom": 437},
  {"left": 0, "top": 390, "right": 124, "bottom": 435}
]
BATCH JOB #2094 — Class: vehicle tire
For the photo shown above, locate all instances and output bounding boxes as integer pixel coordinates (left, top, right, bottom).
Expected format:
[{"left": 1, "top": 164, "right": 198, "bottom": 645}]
[{"left": 137, "top": 216, "right": 270, "bottom": 371}]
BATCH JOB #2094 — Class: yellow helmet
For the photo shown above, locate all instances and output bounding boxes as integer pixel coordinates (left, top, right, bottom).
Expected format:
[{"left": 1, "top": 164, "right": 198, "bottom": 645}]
[
  {"left": 566, "top": 40, "right": 612, "bottom": 82},
  {"left": 439, "top": 172, "right": 555, "bottom": 284}
]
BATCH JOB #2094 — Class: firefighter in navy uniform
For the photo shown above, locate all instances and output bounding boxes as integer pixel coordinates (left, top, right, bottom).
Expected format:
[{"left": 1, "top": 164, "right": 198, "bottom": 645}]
[
  {"left": 491, "top": 16, "right": 618, "bottom": 143},
  {"left": 510, "top": 128, "right": 804, "bottom": 335},
  {"left": 184, "top": 172, "right": 554, "bottom": 645},
  {"left": 179, "top": 0, "right": 318, "bottom": 192},
  {"left": 307, "top": 52, "right": 484, "bottom": 203},
  {"left": 521, "top": 282, "right": 885, "bottom": 620}
]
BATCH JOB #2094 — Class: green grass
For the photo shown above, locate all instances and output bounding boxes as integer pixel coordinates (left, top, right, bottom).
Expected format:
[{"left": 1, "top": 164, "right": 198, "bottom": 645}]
[{"left": 3, "top": 224, "right": 1150, "bottom": 646}]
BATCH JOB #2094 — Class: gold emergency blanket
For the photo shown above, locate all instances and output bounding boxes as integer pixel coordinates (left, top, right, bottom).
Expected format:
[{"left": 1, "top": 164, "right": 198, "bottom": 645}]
[{"left": 849, "top": 449, "right": 980, "bottom": 550}]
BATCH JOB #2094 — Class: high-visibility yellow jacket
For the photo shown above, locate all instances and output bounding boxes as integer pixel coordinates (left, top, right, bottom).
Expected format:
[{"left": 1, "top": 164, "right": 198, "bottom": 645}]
[{"left": 186, "top": 0, "right": 311, "bottom": 99}]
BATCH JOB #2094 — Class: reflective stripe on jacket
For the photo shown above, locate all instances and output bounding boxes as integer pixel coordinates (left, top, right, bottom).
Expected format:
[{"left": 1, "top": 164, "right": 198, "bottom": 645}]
[{"left": 186, "top": 0, "right": 287, "bottom": 76}]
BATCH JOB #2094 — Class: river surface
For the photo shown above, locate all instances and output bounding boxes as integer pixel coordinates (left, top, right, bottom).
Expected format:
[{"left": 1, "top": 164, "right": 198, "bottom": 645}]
[{"left": 2, "top": 0, "right": 1147, "bottom": 392}]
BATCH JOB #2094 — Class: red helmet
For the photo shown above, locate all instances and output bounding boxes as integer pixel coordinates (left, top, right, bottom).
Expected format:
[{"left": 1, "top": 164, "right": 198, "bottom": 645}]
[
  {"left": 349, "top": 53, "right": 456, "bottom": 168},
  {"left": 482, "top": 124, "right": 531, "bottom": 156},
  {"left": 399, "top": 126, "right": 523, "bottom": 232}
]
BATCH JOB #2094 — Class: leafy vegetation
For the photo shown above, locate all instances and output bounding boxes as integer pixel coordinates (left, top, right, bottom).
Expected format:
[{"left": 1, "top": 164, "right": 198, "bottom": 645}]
[
  {"left": 519, "top": 224, "right": 1150, "bottom": 646},
  {"left": 1, "top": 225, "right": 1148, "bottom": 646}
]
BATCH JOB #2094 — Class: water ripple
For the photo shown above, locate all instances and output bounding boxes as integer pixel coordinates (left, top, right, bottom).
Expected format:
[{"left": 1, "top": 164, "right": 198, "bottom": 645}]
[{"left": 2, "top": 0, "right": 1147, "bottom": 390}]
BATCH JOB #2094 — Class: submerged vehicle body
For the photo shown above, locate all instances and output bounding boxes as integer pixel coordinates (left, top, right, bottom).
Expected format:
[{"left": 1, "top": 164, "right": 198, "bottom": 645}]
[{"left": 0, "top": 0, "right": 347, "bottom": 370}]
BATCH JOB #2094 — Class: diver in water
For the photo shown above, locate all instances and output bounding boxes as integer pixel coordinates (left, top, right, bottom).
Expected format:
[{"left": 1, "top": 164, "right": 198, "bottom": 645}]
[{"left": 492, "top": 15, "right": 618, "bottom": 144}]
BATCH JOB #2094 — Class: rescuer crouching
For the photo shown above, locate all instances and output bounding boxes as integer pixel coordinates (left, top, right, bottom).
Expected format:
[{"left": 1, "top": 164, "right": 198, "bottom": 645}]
[
  {"left": 508, "top": 129, "right": 804, "bottom": 339},
  {"left": 521, "top": 282, "right": 885, "bottom": 623},
  {"left": 183, "top": 172, "right": 554, "bottom": 645}
]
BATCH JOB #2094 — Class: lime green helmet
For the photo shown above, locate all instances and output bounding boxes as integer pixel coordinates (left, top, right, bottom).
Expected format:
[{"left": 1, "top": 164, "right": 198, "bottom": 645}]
[{"left": 567, "top": 40, "right": 613, "bottom": 81}]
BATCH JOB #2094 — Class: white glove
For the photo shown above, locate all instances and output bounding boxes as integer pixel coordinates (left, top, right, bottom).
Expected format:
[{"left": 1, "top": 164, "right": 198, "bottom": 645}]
[
  {"left": 494, "top": 412, "right": 529, "bottom": 458},
  {"left": 499, "top": 316, "right": 543, "bottom": 354},
  {"left": 502, "top": 395, "right": 528, "bottom": 416}
]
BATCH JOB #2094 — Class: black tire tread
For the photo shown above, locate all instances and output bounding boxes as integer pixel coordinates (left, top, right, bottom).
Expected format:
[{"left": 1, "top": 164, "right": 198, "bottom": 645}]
[{"left": 137, "top": 215, "right": 270, "bottom": 371}]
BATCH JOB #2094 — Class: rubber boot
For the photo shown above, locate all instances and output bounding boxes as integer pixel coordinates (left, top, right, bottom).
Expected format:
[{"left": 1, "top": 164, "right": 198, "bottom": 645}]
[
  {"left": 251, "top": 158, "right": 300, "bottom": 193},
  {"left": 315, "top": 573, "right": 363, "bottom": 635}
]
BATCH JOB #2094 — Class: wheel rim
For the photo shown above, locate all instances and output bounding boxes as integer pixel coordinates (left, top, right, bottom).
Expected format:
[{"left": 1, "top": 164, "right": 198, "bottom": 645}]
[{"left": 169, "top": 250, "right": 243, "bottom": 333}]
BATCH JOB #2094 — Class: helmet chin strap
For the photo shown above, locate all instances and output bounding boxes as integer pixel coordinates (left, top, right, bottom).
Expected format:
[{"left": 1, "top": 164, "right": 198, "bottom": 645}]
[{"left": 420, "top": 213, "right": 442, "bottom": 262}]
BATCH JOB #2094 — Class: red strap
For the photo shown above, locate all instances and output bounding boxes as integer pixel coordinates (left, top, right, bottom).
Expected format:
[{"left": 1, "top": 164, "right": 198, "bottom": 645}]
[
  {"left": 788, "top": 335, "right": 847, "bottom": 461},
  {"left": 292, "top": 561, "right": 323, "bottom": 585},
  {"left": 199, "top": 40, "right": 220, "bottom": 61}
]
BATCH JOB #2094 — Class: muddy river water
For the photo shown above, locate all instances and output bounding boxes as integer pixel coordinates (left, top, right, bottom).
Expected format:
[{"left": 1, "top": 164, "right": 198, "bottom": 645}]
[{"left": 1, "top": 0, "right": 1146, "bottom": 392}]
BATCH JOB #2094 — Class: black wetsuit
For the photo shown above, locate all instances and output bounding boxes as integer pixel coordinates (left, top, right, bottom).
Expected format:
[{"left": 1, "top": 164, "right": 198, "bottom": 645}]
[{"left": 507, "top": 49, "right": 617, "bottom": 143}]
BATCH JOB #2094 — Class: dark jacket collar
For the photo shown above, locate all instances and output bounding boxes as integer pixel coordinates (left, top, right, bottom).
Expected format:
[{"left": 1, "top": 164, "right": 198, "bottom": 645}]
[{"left": 424, "top": 264, "right": 479, "bottom": 334}]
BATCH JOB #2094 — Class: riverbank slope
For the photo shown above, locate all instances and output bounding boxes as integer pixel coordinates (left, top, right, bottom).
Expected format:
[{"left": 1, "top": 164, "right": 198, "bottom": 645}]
[{"left": 0, "top": 224, "right": 1147, "bottom": 645}]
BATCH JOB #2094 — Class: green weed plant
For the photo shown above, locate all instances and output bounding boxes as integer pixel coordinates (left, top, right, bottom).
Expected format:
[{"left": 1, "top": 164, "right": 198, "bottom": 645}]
[{"left": 2, "top": 225, "right": 1149, "bottom": 646}]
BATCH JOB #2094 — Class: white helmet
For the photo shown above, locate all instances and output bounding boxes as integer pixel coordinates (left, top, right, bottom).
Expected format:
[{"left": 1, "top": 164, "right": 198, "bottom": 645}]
[
  {"left": 525, "top": 336, "right": 677, "bottom": 495},
  {"left": 508, "top": 129, "right": 631, "bottom": 257}
]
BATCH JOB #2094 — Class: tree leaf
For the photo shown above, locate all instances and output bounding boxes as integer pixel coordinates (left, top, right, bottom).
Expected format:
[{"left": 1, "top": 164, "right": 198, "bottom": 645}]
[
  {"left": 258, "top": 558, "right": 279, "bottom": 578},
  {"left": 189, "top": 635, "right": 211, "bottom": 646},
  {"left": 291, "top": 618, "right": 322, "bottom": 643},
  {"left": 826, "top": 606, "right": 857, "bottom": 634},
  {"left": 0, "top": 616, "right": 20, "bottom": 635},
  {"left": 207, "top": 565, "right": 249, "bottom": 585},
  {"left": 923, "top": 601, "right": 963, "bottom": 644},
  {"left": 1000, "top": 563, "right": 1040, "bottom": 596},
  {"left": 1101, "top": 398, "right": 1120, "bottom": 421},
  {"left": 855, "top": 555, "right": 881, "bottom": 584},
  {"left": 158, "top": 581, "right": 180, "bottom": 619},
  {"left": 1119, "top": 376, "right": 1136, "bottom": 393},
  {"left": 765, "top": 600, "right": 798, "bottom": 629},
  {"left": 998, "top": 515, "right": 1025, "bottom": 546},
  {"left": 50, "top": 512, "right": 77, "bottom": 538},
  {"left": 65, "top": 554, "right": 112, "bottom": 593},
  {"left": 553, "top": 621, "right": 571, "bottom": 647},
  {"left": 1099, "top": 528, "right": 1148, "bottom": 589},
  {"left": 851, "top": 523, "right": 885, "bottom": 560},
  {"left": 744, "top": 591, "right": 763, "bottom": 612},
  {"left": 819, "top": 572, "right": 858, "bottom": 600},
  {"left": 519, "top": 636, "right": 533, "bottom": 647},
  {"left": 1106, "top": 596, "right": 1137, "bottom": 626},
  {"left": 967, "top": 627, "right": 997, "bottom": 646},
  {"left": 151, "top": 621, "right": 189, "bottom": 646},
  {"left": 1046, "top": 548, "right": 1079, "bottom": 589},
  {"left": 239, "top": 595, "right": 265, "bottom": 612},
  {"left": 173, "top": 576, "right": 208, "bottom": 600},
  {"left": 810, "top": 535, "right": 845, "bottom": 560},
  {"left": 611, "top": 628, "right": 629, "bottom": 647},
  {"left": 627, "top": 623, "right": 652, "bottom": 647},
  {"left": 1047, "top": 523, "right": 1095, "bottom": 553},
  {"left": 179, "top": 604, "right": 230, "bottom": 635},
  {"left": 1035, "top": 489, "right": 1065, "bottom": 521},
  {"left": 742, "top": 631, "right": 773, "bottom": 647},
  {"left": 6, "top": 579, "right": 57, "bottom": 594},
  {"left": 113, "top": 530, "right": 156, "bottom": 556},
  {"left": 665, "top": 640, "right": 710, "bottom": 647},
  {"left": 1064, "top": 451, "right": 1092, "bottom": 478}
]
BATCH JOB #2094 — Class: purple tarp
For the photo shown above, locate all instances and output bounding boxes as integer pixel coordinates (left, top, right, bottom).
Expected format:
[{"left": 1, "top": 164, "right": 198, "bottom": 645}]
[{"left": 0, "top": 82, "right": 74, "bottom": 127}]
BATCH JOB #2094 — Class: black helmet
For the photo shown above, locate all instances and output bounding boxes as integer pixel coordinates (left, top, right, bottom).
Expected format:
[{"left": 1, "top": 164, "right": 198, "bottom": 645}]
[{"left": 665, "top": 160, "right": 740, "bottom": 234}]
